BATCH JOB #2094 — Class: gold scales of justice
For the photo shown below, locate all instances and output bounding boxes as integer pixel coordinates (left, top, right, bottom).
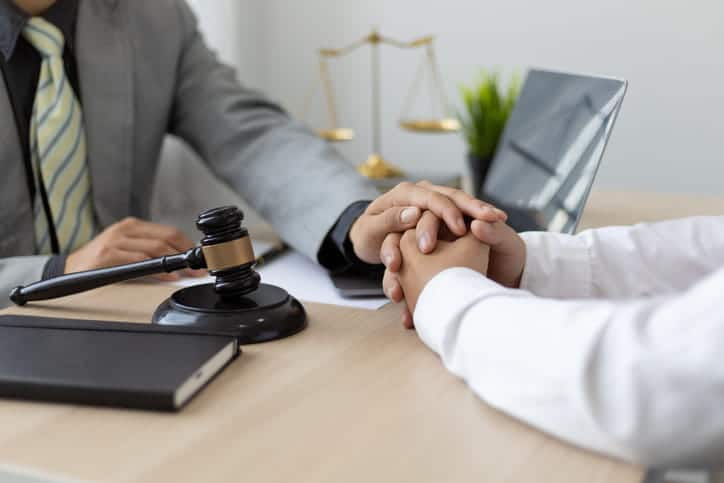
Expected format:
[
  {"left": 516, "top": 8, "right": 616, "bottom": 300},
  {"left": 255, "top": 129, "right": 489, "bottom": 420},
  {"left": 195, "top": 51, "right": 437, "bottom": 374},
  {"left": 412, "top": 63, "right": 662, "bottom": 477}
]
[{"left": 303, "top": 29, "right": 460, "bottom": 179}]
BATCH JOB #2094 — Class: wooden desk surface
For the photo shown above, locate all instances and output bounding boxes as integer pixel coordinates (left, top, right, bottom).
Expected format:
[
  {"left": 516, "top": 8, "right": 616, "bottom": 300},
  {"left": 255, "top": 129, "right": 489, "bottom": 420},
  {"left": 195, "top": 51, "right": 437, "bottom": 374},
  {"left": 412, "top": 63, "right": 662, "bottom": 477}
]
[
  {"left": 0, "top": 284, "right": 641, "bottom": 483},
  {"left": 580, "top": 190, "right": 724, "bottom": 229},
  {"left": 6, "top": 188, "right": 717, "bottom": 482}
]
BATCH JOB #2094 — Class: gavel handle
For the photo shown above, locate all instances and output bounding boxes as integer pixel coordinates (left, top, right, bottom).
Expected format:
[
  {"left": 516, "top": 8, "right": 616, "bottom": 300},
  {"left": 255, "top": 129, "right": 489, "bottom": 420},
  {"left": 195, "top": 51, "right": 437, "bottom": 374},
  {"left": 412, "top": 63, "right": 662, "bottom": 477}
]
[{"left": 10, "top": 247, "right": 207, "bottom": 306}]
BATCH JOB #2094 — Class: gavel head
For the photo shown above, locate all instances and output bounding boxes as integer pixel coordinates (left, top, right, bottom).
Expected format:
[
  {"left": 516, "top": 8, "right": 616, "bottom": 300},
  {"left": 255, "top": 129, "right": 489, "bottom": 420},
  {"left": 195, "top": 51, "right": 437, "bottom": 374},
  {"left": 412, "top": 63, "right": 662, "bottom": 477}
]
[{"left": 196, "top": 206, "right": 261, "bottom": 299}]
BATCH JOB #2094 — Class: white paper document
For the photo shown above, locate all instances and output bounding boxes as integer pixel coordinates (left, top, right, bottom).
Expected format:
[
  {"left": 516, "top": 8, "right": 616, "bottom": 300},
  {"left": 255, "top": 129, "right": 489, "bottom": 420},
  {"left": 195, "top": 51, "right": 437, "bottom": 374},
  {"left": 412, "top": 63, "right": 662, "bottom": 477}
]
[
  {"left": 0, "top": 464, "right": 80, "bottom": 483},
  {"left": 170, "top": 250, "right": 388, "bottom": 310},
  {"left": 250, "top": 239, "right": 276, "bottom": 259}
]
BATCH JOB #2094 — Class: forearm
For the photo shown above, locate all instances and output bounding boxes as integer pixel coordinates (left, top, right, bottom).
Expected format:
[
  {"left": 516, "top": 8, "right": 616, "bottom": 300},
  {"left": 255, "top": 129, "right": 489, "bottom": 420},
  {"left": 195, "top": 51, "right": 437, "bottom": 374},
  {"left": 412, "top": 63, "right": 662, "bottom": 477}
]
[
  {"left": 414, "top": 267, "right": 724, "bottom": 467},
  {"left": 202, "top": 122, "right": 377, "bottom": 260},
  {"left": 520, "top": 216, "right": 724, "bottom": 298},
  {"left": 0, "top": 256, "right": 51, "bottom": 308},
  {"left": 170, "top": 1, "right": 378, "bottom": 262}
]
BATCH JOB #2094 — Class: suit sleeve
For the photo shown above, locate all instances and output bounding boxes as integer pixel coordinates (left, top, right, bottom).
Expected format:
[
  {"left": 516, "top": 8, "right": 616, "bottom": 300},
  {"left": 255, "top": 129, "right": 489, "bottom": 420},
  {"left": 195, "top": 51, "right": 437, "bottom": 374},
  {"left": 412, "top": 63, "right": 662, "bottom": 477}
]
[
  {"left": 520, "top": 216, "right": 724, "bottom": 298},
  {"left": 414, "top": 265, "right": 724, "bottom": 467},
  {"left": 168, "top": 1, "right": 379, "bottom": 262},
  {"left": 0, "top": 256, "right": 50, "bottom": 308}
]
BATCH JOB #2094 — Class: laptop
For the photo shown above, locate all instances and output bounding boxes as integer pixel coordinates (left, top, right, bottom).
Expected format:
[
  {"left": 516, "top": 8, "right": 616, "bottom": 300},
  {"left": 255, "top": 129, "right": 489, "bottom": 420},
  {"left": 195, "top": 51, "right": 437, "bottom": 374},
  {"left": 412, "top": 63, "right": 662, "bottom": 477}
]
[
  {"left": 480, "top": 68, "right": 627, "bottom": 233},
  {"left": 333, "top": 68, "right": 628, "bottom": 297}
]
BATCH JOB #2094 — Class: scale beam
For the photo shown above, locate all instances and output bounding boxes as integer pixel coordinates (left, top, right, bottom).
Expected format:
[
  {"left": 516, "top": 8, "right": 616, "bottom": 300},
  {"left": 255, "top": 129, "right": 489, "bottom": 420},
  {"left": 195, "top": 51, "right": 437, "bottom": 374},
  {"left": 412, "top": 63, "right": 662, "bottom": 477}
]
[{"left": 319, "top": 32, "right": 435, "bottom": 57}]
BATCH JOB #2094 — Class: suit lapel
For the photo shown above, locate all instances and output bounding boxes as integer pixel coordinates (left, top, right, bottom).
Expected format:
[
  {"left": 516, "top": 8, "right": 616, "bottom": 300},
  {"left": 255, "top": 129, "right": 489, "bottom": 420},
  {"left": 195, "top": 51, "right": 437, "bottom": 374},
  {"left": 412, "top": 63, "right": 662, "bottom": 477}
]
[
  {"left": 76, "top": 0, "right": 133, "bottom": 227},
  {"left": 0, "top": 71, "right": 35, "bottom": 255}
]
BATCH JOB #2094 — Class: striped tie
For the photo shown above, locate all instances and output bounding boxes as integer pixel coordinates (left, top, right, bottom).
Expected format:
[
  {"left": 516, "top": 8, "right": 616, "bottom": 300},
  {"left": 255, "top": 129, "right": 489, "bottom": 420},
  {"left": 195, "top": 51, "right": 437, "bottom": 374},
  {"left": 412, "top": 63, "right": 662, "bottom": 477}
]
[{"left": 23, "top": 17, "right": 96, "bottom": 255}]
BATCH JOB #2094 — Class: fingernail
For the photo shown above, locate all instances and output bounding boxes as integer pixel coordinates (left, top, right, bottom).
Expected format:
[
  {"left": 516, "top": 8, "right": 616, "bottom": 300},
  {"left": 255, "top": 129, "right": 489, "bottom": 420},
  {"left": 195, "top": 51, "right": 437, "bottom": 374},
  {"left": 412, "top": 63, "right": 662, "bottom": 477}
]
[
  {"left": 400, "top": 207, "right": 418, "bottom": 224},
  {"left": 383, "top": 253, "right": 393, "bottom": 266},
  {"left": 418, "top": 232, "right": 431, "bottom": 251},
  {"left": 495, "top": 208, "right": 507, "bottom": 219}
]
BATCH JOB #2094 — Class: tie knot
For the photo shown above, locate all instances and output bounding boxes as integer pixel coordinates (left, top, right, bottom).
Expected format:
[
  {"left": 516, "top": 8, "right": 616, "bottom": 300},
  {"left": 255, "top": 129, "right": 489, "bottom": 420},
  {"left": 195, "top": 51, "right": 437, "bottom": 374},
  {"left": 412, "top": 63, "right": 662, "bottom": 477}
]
[{"left": 22, "top": 17, "right": 64, "bottom": 58}]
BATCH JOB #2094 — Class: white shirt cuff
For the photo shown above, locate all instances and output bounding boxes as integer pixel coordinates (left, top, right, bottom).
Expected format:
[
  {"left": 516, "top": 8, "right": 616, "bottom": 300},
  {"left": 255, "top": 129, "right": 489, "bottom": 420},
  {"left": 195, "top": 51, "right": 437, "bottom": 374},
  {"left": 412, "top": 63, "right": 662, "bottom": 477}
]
[
  {"left": 519, "top": 231, "right": 593, "bottom": 298},
  {"left": 413, "top": 267, "right": 512, "bottom": 356}
]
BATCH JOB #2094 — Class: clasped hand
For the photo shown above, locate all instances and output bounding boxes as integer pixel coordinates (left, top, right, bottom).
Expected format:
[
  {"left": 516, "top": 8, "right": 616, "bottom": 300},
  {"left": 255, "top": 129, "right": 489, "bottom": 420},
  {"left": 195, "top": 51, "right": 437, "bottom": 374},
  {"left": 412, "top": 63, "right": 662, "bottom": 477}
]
[{"left": 374, "top": 186, "right": 527, "bottom": 329}]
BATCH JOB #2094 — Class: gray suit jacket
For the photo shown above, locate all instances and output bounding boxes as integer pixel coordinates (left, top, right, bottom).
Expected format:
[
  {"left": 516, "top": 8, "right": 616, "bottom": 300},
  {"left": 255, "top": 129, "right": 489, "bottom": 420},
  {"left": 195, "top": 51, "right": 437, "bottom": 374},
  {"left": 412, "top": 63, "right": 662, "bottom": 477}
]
[{"left": 0, "top": 0, "right": 378, "bottom": 306}]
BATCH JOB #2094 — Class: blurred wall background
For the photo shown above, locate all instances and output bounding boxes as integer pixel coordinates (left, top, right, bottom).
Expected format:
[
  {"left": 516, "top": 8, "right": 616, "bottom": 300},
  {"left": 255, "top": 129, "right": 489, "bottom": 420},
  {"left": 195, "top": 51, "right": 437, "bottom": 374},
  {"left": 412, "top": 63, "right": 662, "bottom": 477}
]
[{"left": 157, "top": 0, "right": 724, "bottom": 226}]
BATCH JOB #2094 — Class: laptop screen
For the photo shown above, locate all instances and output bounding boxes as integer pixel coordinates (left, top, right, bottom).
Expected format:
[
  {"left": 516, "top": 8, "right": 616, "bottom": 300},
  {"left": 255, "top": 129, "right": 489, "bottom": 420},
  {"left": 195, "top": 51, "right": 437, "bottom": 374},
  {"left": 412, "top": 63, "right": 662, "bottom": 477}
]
[{"left": 482, "top": 69, "right": 627, "bottom": 234}]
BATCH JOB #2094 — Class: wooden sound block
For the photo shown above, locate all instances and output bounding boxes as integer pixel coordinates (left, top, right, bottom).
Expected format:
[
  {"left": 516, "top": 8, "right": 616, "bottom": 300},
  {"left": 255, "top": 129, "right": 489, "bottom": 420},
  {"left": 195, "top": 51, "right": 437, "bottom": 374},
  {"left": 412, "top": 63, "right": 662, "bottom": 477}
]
[{"left": 153, "top": 283, "right": 307, "bottom": 344}]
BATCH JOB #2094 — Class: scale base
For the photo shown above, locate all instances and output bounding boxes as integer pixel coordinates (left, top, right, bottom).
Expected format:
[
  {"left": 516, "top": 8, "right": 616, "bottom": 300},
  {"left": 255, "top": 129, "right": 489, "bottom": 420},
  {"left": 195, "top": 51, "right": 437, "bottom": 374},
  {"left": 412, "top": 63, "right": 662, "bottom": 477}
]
[
  {"left": 152, "top": 283, "right": 307, "bottom": 344},
  {"left": 357, "top": 153, "right": 404, "bottom": 179}
]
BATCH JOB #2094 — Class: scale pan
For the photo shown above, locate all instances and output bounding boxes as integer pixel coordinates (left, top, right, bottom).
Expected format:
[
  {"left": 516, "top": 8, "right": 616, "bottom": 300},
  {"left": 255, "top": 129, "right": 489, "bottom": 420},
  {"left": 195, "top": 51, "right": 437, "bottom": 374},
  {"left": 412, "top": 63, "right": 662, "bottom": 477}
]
[
  {"left": 318, "top": 128, "right": 355, "bottom": 142},
  {"left": 399, "top": 118, "right": 461, "bottom": 133}
]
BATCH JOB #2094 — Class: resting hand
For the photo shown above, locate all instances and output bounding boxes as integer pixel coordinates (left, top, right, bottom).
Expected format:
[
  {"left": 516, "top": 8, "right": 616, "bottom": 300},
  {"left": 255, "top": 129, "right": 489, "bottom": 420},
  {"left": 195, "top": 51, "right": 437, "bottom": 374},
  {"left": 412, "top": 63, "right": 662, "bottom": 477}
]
[
  {"left": 348, "top": 181, "right": 506, "bottom": 264},
  {"left": 385, "top": 219, "right": 526, "bottom": 328},
  {"left": 385, "top": 230, "right": 490, "bottom": 318},
  {"left": 65, "top": 217, "right": 206, "bottom": 281},
  {"left": 468, "top": 219, "right": 527, "bottom": 289}
]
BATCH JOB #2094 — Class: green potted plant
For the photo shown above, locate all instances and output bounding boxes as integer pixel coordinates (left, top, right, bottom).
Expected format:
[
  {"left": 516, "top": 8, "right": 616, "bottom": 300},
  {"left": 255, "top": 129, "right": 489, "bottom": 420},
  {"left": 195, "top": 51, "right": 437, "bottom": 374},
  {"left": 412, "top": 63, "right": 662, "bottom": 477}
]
[{"left": 459, "top": 71, "right": 520, "bottom": 196}]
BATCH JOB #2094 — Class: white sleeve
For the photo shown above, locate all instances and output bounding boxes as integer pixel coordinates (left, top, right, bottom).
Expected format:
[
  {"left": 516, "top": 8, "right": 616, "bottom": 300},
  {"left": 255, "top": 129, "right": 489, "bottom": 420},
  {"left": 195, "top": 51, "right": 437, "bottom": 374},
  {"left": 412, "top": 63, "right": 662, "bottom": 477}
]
[
  {"left": 414, "top": 266, "right": 724, "bottom": 467},
  {"left": 520, "top": 216, "right": 724, "bottom": 298}
]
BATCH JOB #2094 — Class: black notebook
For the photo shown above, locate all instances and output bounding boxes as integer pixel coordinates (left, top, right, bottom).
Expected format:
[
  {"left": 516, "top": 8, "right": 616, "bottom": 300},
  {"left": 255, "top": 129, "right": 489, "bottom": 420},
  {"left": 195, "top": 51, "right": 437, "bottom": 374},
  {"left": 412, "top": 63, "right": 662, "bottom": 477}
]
[{"left": 0, "top": 315, "right": 239, "bottom": 411}]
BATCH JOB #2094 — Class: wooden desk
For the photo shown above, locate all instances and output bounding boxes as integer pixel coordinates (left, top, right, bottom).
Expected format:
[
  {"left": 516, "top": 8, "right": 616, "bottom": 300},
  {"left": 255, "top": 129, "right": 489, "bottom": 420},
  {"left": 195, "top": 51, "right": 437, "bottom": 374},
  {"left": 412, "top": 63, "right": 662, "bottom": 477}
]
[
  {"left": 0, "top": 285, "right": 641, "bottom": 483},
  {"left": 7, "top": 189, "right": 717, "bottom": 482},
  {"left": 580, "top": 190, "right": 724, "bottom": 229}
]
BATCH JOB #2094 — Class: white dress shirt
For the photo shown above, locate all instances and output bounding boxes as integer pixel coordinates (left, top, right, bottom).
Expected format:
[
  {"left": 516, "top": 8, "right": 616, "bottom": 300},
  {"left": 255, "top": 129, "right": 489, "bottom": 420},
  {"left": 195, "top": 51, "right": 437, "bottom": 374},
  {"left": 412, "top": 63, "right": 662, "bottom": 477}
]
[{"left": 413, "top": 216, "right": 724, "bottom": 467}]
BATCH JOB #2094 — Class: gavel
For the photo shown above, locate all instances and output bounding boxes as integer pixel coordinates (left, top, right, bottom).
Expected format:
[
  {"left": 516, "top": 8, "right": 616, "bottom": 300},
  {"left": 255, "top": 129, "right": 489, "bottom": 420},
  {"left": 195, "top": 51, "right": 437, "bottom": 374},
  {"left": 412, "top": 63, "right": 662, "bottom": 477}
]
[
  {"left": 9, "top": 206, "right": 307, "bottom": 344},
  {"left": 11, "top": 206, "right": 259, "bottom": 305}
]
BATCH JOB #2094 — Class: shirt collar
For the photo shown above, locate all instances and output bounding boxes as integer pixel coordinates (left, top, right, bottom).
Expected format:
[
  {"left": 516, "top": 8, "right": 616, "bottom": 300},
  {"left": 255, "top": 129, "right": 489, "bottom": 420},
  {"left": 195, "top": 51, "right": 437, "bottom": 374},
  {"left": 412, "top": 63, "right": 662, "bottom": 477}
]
[{"left": 0, "top": 0, "right": 79, "bottom": 62}]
